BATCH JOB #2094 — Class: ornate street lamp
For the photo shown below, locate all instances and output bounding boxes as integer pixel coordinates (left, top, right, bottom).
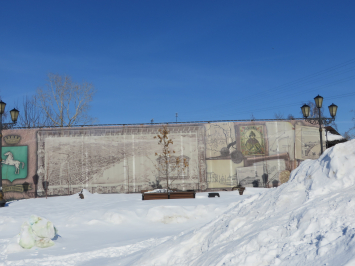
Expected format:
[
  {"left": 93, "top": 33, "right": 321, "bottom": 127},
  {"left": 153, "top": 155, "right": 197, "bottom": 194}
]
[
  {"left": 301, "top": 95, "right": 338, "bottom": 155},
  {"left": 0, "top": 101, "right": 19, "bottom": 207}
]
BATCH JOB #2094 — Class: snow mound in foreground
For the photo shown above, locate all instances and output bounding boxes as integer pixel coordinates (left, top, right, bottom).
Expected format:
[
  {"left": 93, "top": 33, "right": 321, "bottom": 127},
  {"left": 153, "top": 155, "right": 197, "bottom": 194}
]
[{"left": 130, "top": 140, "right": 355, "bottom": 266}]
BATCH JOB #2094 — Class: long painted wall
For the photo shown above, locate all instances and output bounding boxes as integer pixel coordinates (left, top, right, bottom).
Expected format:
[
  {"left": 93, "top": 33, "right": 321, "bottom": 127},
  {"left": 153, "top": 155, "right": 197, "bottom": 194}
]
[{"left": 2, "top": 121, "right": 325, "bottom": 199}]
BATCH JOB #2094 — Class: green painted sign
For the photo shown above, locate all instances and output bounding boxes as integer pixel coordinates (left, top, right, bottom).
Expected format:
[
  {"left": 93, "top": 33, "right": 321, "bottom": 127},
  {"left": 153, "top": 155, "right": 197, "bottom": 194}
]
[{"left": 2, "top": 146, "right": 28, "bottom": 182}]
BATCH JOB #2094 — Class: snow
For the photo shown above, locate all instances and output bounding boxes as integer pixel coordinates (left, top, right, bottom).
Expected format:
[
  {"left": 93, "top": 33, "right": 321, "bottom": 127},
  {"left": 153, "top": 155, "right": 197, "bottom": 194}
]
[
  {"left": 0, "top": 188, "right": 265, "bottom": 265},
  {"left": 1, "top": 140, "right": 355, "bottom": 265},
  {"left": 144, "top": 189, "right": 173, "bottom": 193},
  {"left": 327, "top": 131, "right": 345, "bottom": 141}
]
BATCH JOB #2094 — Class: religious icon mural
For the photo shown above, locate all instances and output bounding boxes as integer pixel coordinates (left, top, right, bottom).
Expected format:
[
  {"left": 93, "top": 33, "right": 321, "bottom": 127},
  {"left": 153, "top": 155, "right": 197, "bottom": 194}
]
[{"left": 240, "top": 125, "right": 266, "bottom": 156}]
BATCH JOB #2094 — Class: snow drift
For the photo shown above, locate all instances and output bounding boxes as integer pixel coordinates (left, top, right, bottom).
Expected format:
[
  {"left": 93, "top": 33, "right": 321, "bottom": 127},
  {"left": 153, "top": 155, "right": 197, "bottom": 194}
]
[{"left": 126, "top": 140, "right": 355, "bottom": 266}]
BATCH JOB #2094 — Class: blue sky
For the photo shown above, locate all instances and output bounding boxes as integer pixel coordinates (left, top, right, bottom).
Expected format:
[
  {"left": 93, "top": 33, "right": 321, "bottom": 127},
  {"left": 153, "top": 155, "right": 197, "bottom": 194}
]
[{"left": 0, "top": 0, "right": 354, "bottom": 134}]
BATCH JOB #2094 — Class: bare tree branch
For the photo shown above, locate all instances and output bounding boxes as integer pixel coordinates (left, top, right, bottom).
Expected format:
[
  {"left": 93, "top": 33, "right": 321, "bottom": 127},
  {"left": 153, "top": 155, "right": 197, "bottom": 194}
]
[
  {"left": 274, "top": 112, "right": 284, "bottom": 120},
  {"left": 17, "top": 95, "right": 52, "bottom": 128},
  {"left": 36, "top": 73, "right": 97, "bottom": 127}
]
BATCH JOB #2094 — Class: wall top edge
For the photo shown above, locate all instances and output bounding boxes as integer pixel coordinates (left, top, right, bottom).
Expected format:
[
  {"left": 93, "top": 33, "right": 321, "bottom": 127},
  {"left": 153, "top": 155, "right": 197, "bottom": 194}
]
[{"left": 10, "top": 118, "right": 308, "bottom": 131}]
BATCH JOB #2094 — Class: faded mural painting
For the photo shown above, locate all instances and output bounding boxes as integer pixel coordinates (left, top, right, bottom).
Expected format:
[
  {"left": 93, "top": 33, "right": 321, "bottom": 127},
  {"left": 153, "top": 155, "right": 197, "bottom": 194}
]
[
  {"left": 36, "top": 125, "right": 206, "bottom": 196},
  {"left": 1, "top": 120, "right": 325, "bottom": 199},
  {"left": 204, "top": 121, "right": 325, "bottom": 189}
]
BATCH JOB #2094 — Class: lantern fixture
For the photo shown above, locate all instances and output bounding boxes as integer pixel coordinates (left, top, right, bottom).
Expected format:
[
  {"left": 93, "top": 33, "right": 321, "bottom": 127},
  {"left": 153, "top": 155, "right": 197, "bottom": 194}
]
[
  {"left": 0, "top": 101, "right": 6, "bottom": 115},
  {"left": 328, "top": 103, "right": 338, "bottom": 118},
  {"left": 10, "top": 108, "right": 19, "bottom": 123},
  {"left": 301, "top": 95, "right": 338, "bottom": 155},
  {"left": 314, "top": 95, "right": 323, "bottom": 109},
  {"left": 301, "top": 104, "right": 310, "bottom": 118}
]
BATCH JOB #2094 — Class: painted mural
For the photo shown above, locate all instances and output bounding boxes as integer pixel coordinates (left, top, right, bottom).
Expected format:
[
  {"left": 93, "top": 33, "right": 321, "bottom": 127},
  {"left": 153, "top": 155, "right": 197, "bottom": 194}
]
[
  {"left": 204, "top": 121, "right": 324, "bottom": 189},
  {"left": 35, "top": 125, "right": 206, "bottom": 196},
  {"left": 1, "top": 120, "right": 326, "bottom": 199}
]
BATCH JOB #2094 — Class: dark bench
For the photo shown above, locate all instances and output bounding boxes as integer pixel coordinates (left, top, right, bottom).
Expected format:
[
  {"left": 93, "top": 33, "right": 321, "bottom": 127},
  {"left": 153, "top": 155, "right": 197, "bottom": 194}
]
[
  {"left": 208, "top": 193, "right": 220, "bottom": 198},
  {"left": 169, "top": 192, "right": 195, "bottom": 199},
  {"left": 142, "top": 193, "right": 169, "bottom": 200},
  {"left": 142, "top": 191, "right": 196, "bottom": 200}
]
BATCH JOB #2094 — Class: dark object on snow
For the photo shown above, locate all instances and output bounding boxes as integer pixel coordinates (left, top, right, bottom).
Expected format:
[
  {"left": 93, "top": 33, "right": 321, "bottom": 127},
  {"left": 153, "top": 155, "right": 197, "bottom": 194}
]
[
  {"left": 232, "top": 185, "right": 245, "bottom": 195},
  {"left": 237, "top": 187, "right": 245, "bottom": 195},
  {"left": 79, "top": 189, "right": 84, "bottom": 199},
  {"left": 42, "top": 181, "right": 49, "bottom": 199},
  {"left": 208, "top": 193, "right": 220, "bottom": 198},
  {"left": 0, "top": 191, "right": 6, "bottom": 207},
  {"left": 262, "top": 173, "right": 268, "bottom": 187},
  {"left": 272, "top": 180, "right": 279, "bottom": 187},
  {"left": 252, "top": 180, "right": 259, "bottom": 187}
]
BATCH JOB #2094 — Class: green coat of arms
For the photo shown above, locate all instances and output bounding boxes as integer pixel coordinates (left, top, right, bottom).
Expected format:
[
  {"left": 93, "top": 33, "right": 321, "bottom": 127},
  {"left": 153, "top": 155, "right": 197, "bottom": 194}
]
[{"left": 1, "top": 146, "right": 28, "bottom": 182}]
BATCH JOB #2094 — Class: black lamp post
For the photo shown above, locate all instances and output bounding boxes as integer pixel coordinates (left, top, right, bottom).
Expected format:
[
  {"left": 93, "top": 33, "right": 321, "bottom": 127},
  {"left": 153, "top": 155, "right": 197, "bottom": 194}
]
[
  {"left": 0, "top": 100, "right": 19, "bottom": 207},
  {"left": 301, "top": 95, "right": 338, "bottom": 155}
]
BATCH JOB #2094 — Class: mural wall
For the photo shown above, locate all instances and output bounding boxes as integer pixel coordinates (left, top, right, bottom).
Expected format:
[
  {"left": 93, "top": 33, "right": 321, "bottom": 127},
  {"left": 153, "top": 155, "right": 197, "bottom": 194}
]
[
  {"left": 204, "top": 121, "right": 325, "bottom": 189},
  {"left": 1, "top": 121, "right": 325, "bottom": 199}
]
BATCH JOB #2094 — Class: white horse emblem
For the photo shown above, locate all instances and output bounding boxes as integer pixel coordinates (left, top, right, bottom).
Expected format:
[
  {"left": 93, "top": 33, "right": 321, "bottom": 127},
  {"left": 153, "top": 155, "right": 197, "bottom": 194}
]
[{"left": 2, "top": 151, "right": 25, "bottom": 174}]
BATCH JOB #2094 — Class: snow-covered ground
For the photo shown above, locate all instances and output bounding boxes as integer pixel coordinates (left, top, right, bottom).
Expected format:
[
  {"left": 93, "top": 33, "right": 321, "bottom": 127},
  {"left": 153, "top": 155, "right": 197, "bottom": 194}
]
[
  {"left": 0, "top": 187, "right": 266, "bottom": 265},
  {"left": 1, "top": 139, "right": 355, "bottom": 265}
]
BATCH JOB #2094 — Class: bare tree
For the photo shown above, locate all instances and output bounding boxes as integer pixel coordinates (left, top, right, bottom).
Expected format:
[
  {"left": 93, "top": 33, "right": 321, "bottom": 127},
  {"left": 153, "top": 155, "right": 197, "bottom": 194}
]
[
  {"left": 153, "top": 125, "right": 188, "bottom": 190},
  {"left": 287, "top": 114, "right": 295, "bottom": 120},
  {"left": 274, "top": 112, "right": 284, "bottom": 120},
  {"left": 344, "top": 110, "right": 355, "bottom": 140},
  {"left": 36, "top": 73, "right": 97, "bottom": 127},
  {"left": 343, "top": 130, "right": 354, "bottom": 140},
  {"left": 17, "top": 95, "right": 52, "bottom": 128}
]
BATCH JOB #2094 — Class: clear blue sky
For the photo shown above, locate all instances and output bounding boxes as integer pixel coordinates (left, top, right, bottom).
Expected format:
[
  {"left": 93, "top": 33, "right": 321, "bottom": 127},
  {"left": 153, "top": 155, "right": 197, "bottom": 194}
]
[{"left": 0, "top": 0, "right": 354, "bottom": 134}]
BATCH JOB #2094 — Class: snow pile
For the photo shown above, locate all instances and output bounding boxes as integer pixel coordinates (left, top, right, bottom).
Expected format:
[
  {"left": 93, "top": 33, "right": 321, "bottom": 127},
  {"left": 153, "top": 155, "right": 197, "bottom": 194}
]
[
  {"left": 19, "top": 215, "right": 58, "bottom": 249},
  {"left": 145, "top": 189, "right": 173, "bottom": 193},
  {"left": 128, "top": 140, "right": 355, "bottom": 266},
  {"left": 327, "top": 131, "right": 345, "bottom": 141}
]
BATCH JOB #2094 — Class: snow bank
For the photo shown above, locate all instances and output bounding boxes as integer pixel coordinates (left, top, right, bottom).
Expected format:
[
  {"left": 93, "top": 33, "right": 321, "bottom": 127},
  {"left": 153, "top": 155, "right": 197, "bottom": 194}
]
[{"left": 128, "top": 140, "right": 355, "bottom": 266}]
